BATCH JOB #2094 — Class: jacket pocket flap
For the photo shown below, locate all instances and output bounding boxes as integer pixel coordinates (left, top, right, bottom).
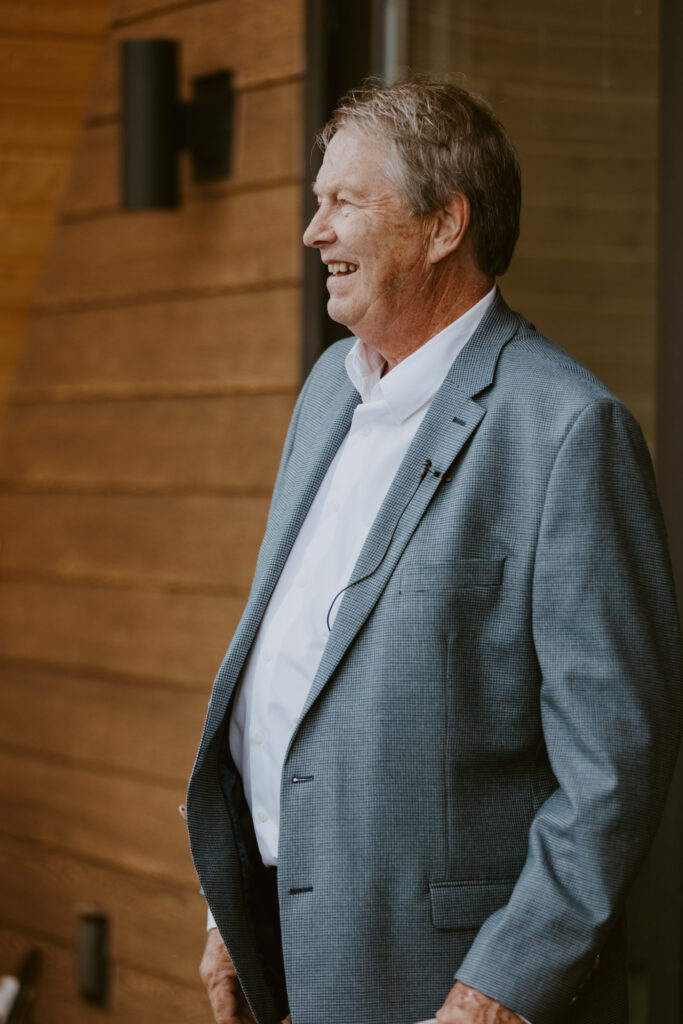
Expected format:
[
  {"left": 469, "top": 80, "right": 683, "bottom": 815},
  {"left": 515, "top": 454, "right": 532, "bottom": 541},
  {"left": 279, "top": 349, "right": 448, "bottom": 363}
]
[
  {"left": 429, "top": 879, "right": 514, "bottom": 931},
  {"left": 399, "top": 558, "right": 505, "bottom": 592}
]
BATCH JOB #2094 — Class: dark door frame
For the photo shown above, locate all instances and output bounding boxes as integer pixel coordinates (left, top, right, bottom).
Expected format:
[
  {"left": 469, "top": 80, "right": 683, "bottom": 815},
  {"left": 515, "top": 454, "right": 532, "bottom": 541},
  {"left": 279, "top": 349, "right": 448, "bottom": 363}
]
[
  {"left": 302, "top": 0, "right": 384, "bottom": 377},
  {"left": 649, "top": 0, "right": 683, "bottom": 1016}
]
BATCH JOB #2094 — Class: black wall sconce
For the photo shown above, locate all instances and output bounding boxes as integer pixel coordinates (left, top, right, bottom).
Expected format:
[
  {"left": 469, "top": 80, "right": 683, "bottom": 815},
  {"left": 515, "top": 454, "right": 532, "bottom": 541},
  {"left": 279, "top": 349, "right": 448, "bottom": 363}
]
[{"left": 120, "top": 38, "right": 234, "bottom": 209}]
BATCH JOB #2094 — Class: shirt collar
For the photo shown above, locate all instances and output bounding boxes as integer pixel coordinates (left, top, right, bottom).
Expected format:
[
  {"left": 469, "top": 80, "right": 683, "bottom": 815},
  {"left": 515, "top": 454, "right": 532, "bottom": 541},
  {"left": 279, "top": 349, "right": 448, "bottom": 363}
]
[{"left": 345, "top": 285, "right": 497, "bottom": 423}]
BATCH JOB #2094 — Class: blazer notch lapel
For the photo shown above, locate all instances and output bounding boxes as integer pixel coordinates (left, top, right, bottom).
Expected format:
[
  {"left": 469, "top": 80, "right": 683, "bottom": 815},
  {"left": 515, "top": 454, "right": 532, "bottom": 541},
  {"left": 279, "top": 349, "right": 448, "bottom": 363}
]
[
  {"left": 450, "top": 288, "right": 520, "bottom": 398},
  {"left": 211, "top": 374, "right": 360, "bottom": 705}
]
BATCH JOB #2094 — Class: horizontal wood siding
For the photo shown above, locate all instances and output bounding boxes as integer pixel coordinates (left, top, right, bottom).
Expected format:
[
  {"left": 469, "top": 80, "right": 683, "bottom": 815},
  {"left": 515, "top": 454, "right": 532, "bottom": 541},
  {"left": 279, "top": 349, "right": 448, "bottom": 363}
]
[
  {"left": 0, "top": 924, "right": 209, "bottom": 1022},
  {"left": 0, "top": 0, "right": 303, "bottom": 1018},
  {"left": 0, "top": 834, "right": 205, "bottom": 987},
  {"left": 0, "top": 395, "right": 294, "bottom": 489},
  {"left": 0, "top": 0, "right": 109, "bottom": 422},
  {"left": 0, "top": 581, "right": 242, "bottom": 686},
  {"left": 11, "top": 288, "right": 299, "bottom": 399}
]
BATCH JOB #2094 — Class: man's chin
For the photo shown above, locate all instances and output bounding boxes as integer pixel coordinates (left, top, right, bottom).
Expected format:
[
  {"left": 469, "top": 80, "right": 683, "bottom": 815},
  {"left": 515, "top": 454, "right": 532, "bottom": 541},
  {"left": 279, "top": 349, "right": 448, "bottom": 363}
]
[{"left": 326, "top": 299, "right": 355, "bottom": 333}]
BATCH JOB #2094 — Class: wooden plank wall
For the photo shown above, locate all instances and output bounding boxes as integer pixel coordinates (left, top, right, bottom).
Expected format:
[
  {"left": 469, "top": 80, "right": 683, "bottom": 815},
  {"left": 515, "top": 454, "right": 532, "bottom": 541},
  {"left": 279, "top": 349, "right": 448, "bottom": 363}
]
[
  {"left": 0, "top": 0, "right": 110, "bottom": 418},
  {"left": 408, "top": 0, "right": 659, "bottom": 445},
  {"left": 0, "top": 0, "right": 303, "bottom": 1019}
]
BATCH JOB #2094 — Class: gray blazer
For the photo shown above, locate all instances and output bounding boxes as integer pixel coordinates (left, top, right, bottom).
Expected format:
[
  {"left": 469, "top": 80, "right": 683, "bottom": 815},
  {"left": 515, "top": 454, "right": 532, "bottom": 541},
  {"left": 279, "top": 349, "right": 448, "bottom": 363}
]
[{"left": 187, "top": 292, "right": 682, "bottom": 1024}]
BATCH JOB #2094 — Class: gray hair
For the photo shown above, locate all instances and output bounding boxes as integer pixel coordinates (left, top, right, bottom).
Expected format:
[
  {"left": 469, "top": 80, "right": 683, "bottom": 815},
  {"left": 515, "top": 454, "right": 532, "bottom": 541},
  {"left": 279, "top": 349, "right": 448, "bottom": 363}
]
[{"left": 318, "top": 77, "right": 521, "bottom": 277}]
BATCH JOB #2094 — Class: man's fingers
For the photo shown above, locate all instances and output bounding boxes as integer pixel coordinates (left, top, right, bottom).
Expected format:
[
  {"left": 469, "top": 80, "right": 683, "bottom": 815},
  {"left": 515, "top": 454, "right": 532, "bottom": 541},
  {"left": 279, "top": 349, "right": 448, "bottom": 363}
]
[
  {"left": 436, "top": 980, "right": 524, "bottom": 1023},
  {"left": 200, "top": 928, "right": 256, "bottom": 1024}
]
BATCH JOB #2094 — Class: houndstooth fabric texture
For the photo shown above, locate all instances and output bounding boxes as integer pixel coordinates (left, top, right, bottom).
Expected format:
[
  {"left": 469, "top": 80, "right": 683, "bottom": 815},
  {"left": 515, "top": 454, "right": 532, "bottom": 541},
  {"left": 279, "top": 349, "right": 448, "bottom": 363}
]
[{"left": 187, "top": 291, "right": 681, "bottom": 1024}]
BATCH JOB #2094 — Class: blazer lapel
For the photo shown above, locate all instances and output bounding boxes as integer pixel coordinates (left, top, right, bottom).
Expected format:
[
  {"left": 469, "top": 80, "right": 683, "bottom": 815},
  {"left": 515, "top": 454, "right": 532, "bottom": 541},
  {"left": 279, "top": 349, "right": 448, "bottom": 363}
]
[
  {"left": 209, "top": 372, "right": 361, "bottom": 710},
  {"left": 298, "top": 291, "right": 520, "bottom": 721},
  {"left": 254, "top": 378, "right": 361, "bottom": 616}
]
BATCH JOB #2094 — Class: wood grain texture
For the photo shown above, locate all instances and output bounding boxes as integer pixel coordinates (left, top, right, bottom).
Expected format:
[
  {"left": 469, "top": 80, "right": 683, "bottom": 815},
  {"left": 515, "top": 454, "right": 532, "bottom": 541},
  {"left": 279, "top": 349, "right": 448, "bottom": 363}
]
[
  {"left": 64, "top": 80, "right": 303, "bottom": 216},
  {"left": 0, "top": 99, "right": 86, "bottom": 156},
  {"left": 0, "top": 581, "right": 242, "bottom": 687},
  {"left": 520, "top": 203, "right": 655, "bottom": 251},
  {"left": 0, "top": 925, "right": 209, "bottom": 1023},
  {"left": 0, "top": 833, "right": 206, "bottom": 987},
  {"left": 0, "top": 747, "right": 199, "bottom": 883},
  {"left": 520, "top": 145, "right": 656, "bottom": 200},
  {"left": 505, "top": 252, "right": 653, "bottom": 301},
  {"left": 407, "top": 0, "right": 658, "bottom": 38},
  {"left": 35, "top": 184, "right": 301, "bottom": 309},
  {"left": 0, "top": 212, "right": 56, "bottom": 311},
  {"left": 475, "top": 80, "right": 657, "bottom": 152},
  {"left": 91, "top": 0, "right": 303, "bottom": 121},
  {"left": 0, "top": 393, "right": 294, "bottom": 490},
  {"left": 0, "top": 37, "right": 102, "bottom": 102},
  {"left": 0, "top": 494, "right": 269, "bottom": 589},
  {"left": 0, "top": 313, "right": 28, "bottom": 364},
  {"left": 13, "top": 287, "right": 299, "bottom": 397},
  {"left": 0, "top": 156, "right": 71, "bottom": 212},
  {"left": 0, "top": 2, "right": 303, "bottom": 1020},
  {"left": 0, "top": 0, "right": 110, "bottom": 37},
  {"left": 0, "top": 667, "right": 208, "bottom": 782},
  {"left": 413, "top": 18, "right": 657, "bottom": 93}
]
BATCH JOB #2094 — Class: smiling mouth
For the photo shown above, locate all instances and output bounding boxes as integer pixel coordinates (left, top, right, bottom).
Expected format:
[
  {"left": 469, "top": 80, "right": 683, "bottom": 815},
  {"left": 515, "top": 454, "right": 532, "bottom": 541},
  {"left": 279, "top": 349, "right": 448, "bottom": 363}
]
[{"left": 328, "top": 262, "right": 358, "bottom": 275}]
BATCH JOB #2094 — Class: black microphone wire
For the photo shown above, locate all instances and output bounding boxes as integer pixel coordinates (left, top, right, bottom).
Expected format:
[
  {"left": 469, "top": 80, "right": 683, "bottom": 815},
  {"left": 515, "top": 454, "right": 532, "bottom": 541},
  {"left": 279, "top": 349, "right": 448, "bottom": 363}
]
[{"left": 325, "top": 459, "right": 437, "bottom": 631}]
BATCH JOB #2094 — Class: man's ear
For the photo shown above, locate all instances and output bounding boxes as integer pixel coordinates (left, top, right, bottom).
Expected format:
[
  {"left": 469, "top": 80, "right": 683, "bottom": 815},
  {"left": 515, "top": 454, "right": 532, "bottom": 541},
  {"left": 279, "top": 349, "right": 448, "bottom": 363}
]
[{"left": 427, "top": 192, "right": 471, "bottom": 265}]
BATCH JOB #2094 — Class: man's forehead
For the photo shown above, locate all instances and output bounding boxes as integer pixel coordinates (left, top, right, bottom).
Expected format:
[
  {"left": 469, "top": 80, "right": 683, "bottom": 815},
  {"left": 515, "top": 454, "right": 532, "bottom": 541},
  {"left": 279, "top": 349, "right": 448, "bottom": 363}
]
[{"left": 313, "top": 128, "right": 391, "bottom": 194}]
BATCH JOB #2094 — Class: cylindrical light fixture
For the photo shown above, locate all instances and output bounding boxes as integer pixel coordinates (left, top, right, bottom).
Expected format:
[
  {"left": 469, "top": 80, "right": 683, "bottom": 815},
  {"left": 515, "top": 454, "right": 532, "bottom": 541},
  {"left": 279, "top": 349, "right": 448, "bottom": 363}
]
[{"left": 121, "top": 39, "right": 180, "bottom": 209}]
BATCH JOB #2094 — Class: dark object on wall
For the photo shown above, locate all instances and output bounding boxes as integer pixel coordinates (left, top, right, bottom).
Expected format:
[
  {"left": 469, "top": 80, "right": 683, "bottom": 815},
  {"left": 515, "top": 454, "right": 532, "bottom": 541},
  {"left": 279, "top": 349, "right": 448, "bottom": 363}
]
[
  {"left": 121, "top": 38, "right": 234, "bottom": 209},
  {"left": 6, "top": 949, "right": 42, "bottom": 1024},
  {"left": 78, "top": 911, "right": 109, "bottom": 1007}
]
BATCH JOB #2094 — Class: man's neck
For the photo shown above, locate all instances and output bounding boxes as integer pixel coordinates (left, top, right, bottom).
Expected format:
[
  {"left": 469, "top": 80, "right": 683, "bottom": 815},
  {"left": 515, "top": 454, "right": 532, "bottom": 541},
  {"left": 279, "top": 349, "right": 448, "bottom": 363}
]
[{"left": 360, "top": 270, "right": 494, "bottom": 370}]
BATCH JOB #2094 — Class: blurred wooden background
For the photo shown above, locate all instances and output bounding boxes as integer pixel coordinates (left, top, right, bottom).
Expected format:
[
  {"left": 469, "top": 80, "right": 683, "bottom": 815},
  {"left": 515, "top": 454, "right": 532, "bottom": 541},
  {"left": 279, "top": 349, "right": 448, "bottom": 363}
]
[{"left": 0, "top": 0, "right": 302, "bottom": 1019}]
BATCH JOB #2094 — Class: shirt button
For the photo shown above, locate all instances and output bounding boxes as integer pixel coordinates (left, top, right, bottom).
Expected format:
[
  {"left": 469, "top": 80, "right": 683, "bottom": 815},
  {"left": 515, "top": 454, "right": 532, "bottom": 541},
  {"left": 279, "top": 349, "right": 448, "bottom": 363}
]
[
  {"left": 296, "top": 573, "right": 308, "bottom": 588},
  {"left": 257, "top": 810, "right": 268, "bottom": 823},
  {"left": 264, "top": 650, "right": 274, "bottom": 663},
  {"left": 328, "top": 499, "right": 340, "bottom": 513},
  {"left": 253, "top": 731, "right": 264, "bottom": 745},
  {"left": 360, "top": 424, "right": 373, "bottom": 437}
]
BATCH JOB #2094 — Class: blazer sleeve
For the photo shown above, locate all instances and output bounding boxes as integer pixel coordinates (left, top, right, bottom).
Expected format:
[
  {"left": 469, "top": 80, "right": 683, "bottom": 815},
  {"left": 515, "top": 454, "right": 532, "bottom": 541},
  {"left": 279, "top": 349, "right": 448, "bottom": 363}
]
[{"left": 454, "top": 397, "right": 682, "bottom": 1022}]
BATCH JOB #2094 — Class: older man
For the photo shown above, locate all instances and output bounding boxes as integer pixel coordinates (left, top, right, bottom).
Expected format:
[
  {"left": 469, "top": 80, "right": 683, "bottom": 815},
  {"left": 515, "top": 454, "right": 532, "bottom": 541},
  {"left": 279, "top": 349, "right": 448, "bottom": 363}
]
[{"left": 186, "top": 80, "right": 681, "bottom": 1024}]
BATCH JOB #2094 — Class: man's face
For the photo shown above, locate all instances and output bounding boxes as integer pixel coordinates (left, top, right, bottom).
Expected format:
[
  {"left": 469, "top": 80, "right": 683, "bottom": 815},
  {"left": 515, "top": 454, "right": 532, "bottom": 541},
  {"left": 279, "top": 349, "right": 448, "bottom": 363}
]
[{"left": 303, "top": 128, "right": 431, "bottom": 344}]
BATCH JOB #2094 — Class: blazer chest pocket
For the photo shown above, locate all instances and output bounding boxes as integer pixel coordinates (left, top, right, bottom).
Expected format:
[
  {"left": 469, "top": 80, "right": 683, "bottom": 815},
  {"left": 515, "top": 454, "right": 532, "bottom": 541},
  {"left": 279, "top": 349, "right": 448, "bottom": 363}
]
[
  {"left": 429, "top": 878, "right": 515, "bottom": 931},
  {"left": 398, "top": 558, "right": 505, "bottom": 594}
]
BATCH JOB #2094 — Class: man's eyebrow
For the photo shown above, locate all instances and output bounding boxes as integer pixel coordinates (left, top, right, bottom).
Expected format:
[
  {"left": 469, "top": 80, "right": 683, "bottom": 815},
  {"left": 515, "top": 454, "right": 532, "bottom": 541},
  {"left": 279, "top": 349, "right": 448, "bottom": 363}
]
[{"left": 311, "top": 182, "right": 363, "bottom": 199}]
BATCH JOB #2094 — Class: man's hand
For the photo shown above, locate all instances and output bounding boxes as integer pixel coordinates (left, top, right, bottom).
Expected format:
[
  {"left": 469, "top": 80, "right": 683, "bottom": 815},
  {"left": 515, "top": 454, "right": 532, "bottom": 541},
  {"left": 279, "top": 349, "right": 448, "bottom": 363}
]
[
  {"left": 435, "top": 981, "right": 524, "bottom": 1023},
  {"left": 199, "top": 928, "right": 257, "bottom": 1024}
]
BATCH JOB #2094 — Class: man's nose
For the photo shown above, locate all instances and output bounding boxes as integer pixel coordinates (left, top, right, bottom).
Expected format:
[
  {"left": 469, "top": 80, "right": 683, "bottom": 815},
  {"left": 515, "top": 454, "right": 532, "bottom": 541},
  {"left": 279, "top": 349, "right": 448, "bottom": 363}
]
[{"left": 303, "top": 206, "right": 335, "bottom": 249}]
